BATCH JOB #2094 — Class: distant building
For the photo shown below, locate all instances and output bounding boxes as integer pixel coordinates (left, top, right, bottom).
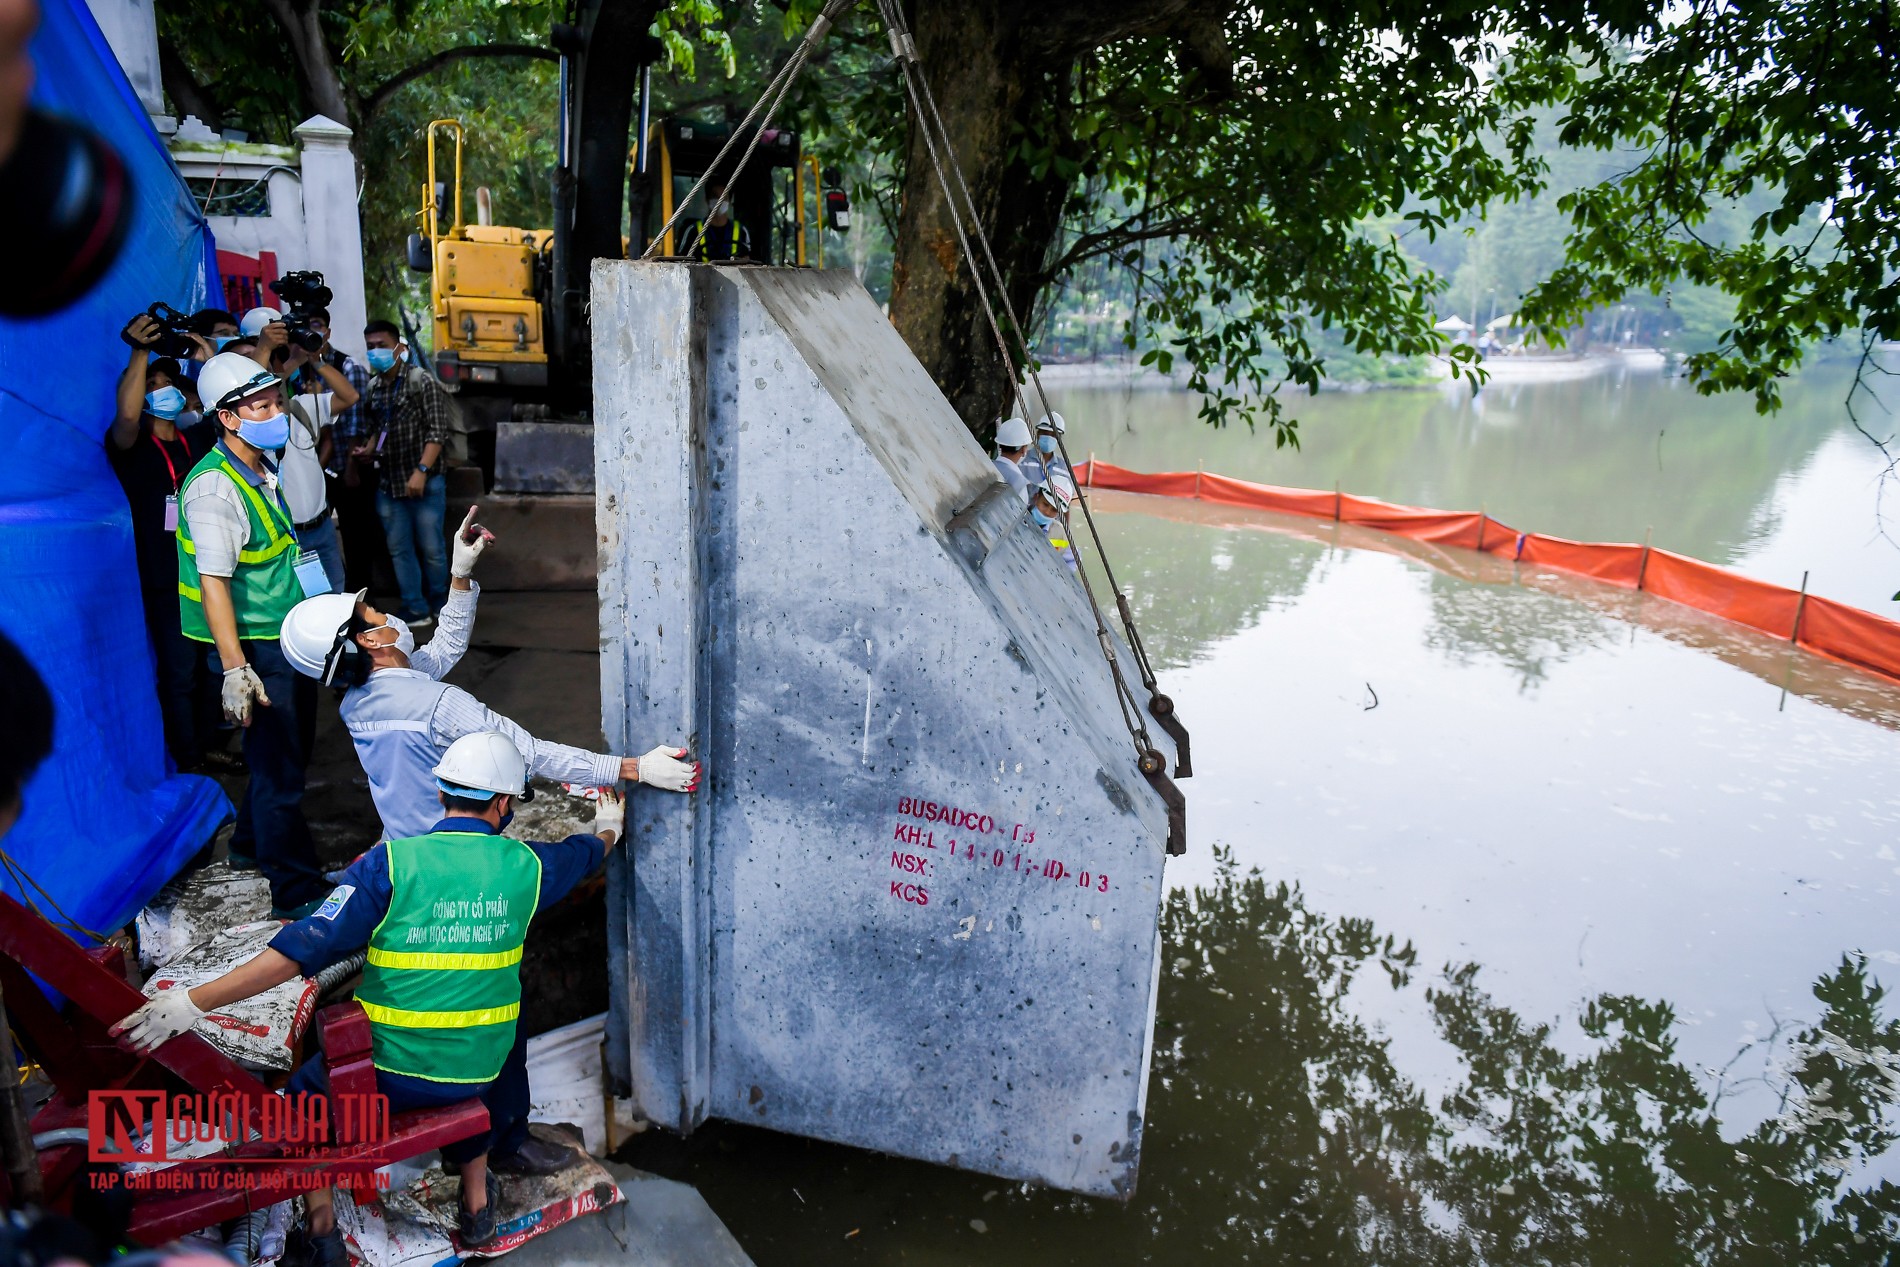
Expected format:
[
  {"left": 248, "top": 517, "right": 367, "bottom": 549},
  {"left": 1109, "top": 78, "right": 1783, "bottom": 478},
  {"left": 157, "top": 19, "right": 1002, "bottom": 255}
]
[{"left": 84, "top": 0, "right": 369, "bottom": 356}]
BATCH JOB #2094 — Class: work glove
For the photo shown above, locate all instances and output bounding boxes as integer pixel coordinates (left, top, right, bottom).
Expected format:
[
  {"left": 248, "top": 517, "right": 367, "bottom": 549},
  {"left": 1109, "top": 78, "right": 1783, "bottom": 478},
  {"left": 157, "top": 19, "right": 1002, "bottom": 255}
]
[
  {"left": 222, "top": 664, "right": 270, "bottom": 726},
  {"left": 450, "top": 504, "right": 495, "bottom": 578},
  {"left": 592, "top": 787, "right": 625, "bottom": 839},
  {"left": 110, "top": 987, "right": 203, "bottom": 1054},
  {"left": 637, "top": 745, "right": 700, "bottom": 793}
]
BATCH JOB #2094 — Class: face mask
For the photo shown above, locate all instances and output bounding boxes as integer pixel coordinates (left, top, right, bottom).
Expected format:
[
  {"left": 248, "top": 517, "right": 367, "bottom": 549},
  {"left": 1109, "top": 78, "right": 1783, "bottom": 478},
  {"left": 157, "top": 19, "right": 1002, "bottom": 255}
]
[
  {"left": 366, "top": 347, "right": 398, "bottom": 374},
  {"left": 177, "top": 409, "right": 202, "bottom": 428},
  {"left": 1030, "top": 506, "right": 1054, "bottom": 530},
  {"left": 713, "top": 199, "right": 732, "bottom": 217},
  {"left": 214, "top": 335, "right": 237, "bottom": 351},
  {"left": 1037, "top": 434, "right": 1059, "bottom": 456},
  {"left": 498, "top": 810, "right": 515, "bottom": 831},
  {"left": 145, "top": 386, "right": 186, "bottom": 420},
  {"left": 368, "top": 614, "right": 415, "bottom": 657},
  {"left": 234, "top": 410, "right": 290, "bottom": 452}
]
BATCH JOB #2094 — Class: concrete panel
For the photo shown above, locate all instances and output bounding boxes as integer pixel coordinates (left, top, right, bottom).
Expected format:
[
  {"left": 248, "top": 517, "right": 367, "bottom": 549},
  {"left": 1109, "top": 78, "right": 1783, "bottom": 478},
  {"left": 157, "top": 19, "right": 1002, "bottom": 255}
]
[
  {"left": 594, "top": 262, "right": 1179, "bottom": 1198},
  {"left": 497, "top": 421, "right": 598, "bottom": 493},
  {"left": 470, "top": 494, "right": 596, "bottom": 591}
]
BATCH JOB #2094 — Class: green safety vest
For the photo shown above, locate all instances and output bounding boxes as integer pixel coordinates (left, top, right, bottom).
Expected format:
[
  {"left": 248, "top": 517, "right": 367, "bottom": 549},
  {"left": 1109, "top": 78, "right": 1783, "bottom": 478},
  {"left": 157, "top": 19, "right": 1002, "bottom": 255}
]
[
  {"left": 356, "top": 831, "right": 544, "bottom": 1084},
  {"left": 697, "top": 218, "right": 743, "bottom": 261},
  {"left": 175, "top": 448, "right": 303, "bottom": 642}
]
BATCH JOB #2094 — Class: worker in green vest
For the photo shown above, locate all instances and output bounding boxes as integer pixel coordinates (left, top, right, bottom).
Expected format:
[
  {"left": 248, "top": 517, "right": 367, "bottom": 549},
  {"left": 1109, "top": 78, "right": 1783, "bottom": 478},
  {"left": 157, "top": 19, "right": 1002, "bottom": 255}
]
[
  {"left": 113, "top": 730, "right": 627, "bottom": 1261},
  {"left": 180, "top": 352, "right": 333, "bottom": 916}
]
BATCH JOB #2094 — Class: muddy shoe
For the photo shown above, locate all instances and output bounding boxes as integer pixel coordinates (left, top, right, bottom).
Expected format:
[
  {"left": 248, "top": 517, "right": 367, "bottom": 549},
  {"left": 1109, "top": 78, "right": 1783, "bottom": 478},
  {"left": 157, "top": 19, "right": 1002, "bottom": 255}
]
[
  {"left": 459, "top": 1170, "right": 502, "bottom": 1248},
  {"left": 489, "top": 1132, "right": 578, "bottom": 1176}
]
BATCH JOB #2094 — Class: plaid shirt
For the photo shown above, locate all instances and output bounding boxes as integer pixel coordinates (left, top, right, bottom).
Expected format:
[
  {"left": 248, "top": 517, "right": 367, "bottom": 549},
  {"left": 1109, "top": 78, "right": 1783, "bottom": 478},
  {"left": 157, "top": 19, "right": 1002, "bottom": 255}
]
[
  {"left": 329, "top": 352, "right": 370, "bottom": 444},
  {"left": 364, "top": 366, "right": 451, "bottom": 496}
]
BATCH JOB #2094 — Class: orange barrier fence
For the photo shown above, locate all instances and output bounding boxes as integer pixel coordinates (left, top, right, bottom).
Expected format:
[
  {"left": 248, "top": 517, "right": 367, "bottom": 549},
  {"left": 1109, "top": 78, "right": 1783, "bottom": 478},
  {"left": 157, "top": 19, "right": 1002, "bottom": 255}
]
[{"left": 1074, "top": 461, "right": 1900, "bottom": 685}]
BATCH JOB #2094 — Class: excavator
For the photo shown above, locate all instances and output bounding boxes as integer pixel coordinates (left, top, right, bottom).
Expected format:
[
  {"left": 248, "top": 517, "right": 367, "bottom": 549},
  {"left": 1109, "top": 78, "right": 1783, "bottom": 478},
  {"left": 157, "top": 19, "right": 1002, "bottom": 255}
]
[{"left": 401, "top": 1, "right": 849, "bottom": 489}]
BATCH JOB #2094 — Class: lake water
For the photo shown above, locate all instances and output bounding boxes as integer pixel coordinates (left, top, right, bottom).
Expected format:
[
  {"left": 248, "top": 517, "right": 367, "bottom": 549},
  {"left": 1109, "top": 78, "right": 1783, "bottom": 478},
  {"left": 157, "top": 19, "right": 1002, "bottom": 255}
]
[{"left": 621, "top": 361, "right": 1900, "bottom": 1263}]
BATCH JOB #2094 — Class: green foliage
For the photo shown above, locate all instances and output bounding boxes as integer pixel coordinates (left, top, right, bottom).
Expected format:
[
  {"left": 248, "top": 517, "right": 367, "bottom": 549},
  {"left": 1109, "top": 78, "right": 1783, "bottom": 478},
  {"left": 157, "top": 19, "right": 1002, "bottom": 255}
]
[{"left": 1495, "top": 0, "right": 1899, "bottom": 414}]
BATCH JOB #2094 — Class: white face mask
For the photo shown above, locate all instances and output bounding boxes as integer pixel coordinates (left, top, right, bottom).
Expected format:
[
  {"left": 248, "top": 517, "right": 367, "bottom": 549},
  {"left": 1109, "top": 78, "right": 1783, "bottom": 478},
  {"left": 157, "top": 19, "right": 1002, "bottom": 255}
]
[
  {"left": 367, "top": 615, "right": 415, "bottom": 656},
  {"left": 713, "top": 198, "right": 732, "bottom": 218}
]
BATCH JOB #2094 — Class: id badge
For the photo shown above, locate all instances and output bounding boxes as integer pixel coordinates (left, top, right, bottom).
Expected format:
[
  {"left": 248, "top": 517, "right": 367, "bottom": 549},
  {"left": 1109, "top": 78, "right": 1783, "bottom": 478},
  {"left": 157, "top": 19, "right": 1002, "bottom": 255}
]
[
  {"left": 163, "top": 494, "right": 179, "bottom": 532},
  {"left": 293, "top": 549, "right": 332, "bottom": 597}
]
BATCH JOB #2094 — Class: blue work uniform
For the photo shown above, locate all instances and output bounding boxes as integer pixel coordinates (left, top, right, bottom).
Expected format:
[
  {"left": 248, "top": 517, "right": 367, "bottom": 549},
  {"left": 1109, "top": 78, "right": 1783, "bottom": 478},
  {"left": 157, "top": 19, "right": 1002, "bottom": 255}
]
[{"left": 274, "top": 817, "right": 607, "bottom": 1163}]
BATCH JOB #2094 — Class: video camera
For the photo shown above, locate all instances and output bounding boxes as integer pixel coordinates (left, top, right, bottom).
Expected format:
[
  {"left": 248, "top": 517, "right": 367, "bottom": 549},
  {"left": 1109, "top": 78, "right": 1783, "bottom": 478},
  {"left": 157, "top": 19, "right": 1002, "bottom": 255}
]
[
  {"left": 121, "top": 302, "right": 199, "bottom": 359},
  {"left": 270, "top": 270, "right": 333, "bottom": 353}
]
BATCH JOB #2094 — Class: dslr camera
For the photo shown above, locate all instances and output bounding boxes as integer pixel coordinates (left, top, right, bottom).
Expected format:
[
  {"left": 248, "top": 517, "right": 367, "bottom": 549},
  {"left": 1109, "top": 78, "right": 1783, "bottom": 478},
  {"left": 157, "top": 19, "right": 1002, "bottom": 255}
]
[
  {"left": 271, "top": 270, "right": 333, "bottom": 353},
  {"left": 121, "top": 301, "right": 200, "bottom": 359}
]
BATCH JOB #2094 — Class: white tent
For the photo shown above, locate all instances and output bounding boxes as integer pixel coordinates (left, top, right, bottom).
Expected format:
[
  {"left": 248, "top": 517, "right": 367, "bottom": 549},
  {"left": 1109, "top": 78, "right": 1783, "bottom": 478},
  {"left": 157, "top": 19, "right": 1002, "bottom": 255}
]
[
  {"left": 1434, "top": 314, "right": 1473, "bottom": 332},
  {"left": 1486, "top": 313, "right": 1517, "bottom": 331}
]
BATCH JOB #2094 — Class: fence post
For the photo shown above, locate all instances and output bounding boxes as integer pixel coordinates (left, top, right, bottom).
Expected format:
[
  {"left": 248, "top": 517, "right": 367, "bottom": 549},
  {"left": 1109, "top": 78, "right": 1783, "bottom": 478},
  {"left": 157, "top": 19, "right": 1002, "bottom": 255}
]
[
  {"left": 1476, "top": 504, "right": 1487, "bottom": 553},
  {"left": 1636, "top": 527, "right": 1653, "bottom": 591},
  {"left": 1333, "top": 482, "right": 1342, "bottom": 522},
  {"left": 1792, "top": 570, "right": 1810, "bottom": 643}
]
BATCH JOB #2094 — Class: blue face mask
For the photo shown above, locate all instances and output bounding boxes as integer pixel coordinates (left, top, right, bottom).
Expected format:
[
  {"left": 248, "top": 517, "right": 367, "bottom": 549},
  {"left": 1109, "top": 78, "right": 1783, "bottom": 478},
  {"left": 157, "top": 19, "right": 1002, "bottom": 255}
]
[
  {"left": 1030, "top": 506, "right": 1054, "bottom": 530},
  {"left": 366, "top": 347, "right": 399, "bottom": 374},
  {"left": 498, "top": 810, "right": 515, "bottom": 831},
  {"left": 1037, "top": 434, "right": 1059, "bottom": 456},
  {"left": 234, "top": 410, "right": 290, "bottom": 452},
  {"left": 214, "top": 335, "right": 238, "bottom": 351},
  {"left": 145, "top": 386, "right": 186, "bottom": 420}
]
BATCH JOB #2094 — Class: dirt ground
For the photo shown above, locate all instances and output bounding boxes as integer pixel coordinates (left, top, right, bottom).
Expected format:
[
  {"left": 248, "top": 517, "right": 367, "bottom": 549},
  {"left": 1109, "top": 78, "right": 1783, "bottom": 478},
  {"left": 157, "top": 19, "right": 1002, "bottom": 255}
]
[{"left": 195, "top": 590, "right": 613, "bottom": 1038}]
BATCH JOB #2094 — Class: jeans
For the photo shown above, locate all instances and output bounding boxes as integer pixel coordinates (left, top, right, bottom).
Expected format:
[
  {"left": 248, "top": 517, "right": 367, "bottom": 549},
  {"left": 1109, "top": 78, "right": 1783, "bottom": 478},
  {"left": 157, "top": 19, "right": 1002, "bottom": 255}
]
[
  {"left": 219, "top": 637, "right": 326, "bottom": 910},
  {"left": 376, "top": 475, "right": 448, "bottom": 619},
  {"left": 286, "top": 1025, "right": 532, "bottom": 1166},
  {"left": 297, "top": 515, "right": 346, "bottom": 594},
  {"left": 331, "top": 470, "right": 388, "bottom": 595}
]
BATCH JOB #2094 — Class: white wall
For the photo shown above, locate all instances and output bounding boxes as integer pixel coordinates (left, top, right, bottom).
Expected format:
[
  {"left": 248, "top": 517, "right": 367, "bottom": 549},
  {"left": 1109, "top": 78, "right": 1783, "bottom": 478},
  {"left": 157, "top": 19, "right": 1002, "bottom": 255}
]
[{"left": 84, "top": 0, "right": 165, "bottom": 119}]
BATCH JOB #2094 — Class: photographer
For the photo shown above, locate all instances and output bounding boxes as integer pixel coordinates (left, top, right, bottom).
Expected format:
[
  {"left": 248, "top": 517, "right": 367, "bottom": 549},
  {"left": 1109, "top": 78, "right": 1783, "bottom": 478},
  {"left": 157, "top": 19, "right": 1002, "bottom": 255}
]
[
  {"left": 238, "top": 304, "right": 358, "bottom": 593},
  {"left": 362, "top": 320, "right": 451, "bottom": 626},
  {"left": 106, "top": 310, "right": 217, "bottom": 769}
]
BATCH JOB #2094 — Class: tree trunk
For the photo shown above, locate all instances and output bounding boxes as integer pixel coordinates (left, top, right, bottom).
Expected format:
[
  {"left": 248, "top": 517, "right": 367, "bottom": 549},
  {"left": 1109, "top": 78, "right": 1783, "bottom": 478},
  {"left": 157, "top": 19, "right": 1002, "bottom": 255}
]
[
  {"left": 158, "top": 37, "right": 221, "bottom": 129},
  {"left": 886, "top": 1, "right": 1074, "bottom": 441},
  {"left": 261, "top": 0, "right": 355, "bottom": 131}
]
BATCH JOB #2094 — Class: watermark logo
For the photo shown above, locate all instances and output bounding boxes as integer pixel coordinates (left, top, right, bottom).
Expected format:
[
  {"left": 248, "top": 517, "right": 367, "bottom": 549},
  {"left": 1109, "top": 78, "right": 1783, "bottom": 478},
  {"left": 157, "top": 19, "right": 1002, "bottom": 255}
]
[{"left": 85, "top": 1090, "right": 391, "bottom": 1192}]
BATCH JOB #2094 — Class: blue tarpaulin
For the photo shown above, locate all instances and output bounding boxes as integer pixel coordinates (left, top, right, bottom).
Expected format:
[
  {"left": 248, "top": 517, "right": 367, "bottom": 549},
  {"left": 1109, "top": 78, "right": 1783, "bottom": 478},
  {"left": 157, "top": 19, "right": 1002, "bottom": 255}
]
[{"left": 0, "top": 0, "right": 230, "bottom": 939}]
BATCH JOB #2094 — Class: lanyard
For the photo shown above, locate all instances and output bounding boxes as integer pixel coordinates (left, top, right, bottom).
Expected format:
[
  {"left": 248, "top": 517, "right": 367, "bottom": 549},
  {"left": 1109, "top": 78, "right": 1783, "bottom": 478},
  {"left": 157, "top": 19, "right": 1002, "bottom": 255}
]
[{"left": 151, "top": 431, "right": 187, "bottom": 491}]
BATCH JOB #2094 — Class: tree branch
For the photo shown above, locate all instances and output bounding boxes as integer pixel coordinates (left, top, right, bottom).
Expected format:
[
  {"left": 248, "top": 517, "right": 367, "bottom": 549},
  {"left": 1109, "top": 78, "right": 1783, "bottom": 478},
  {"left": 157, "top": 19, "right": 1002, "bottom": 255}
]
[{"left": 360, "top": 44, "right": 559, "bottom": 121}]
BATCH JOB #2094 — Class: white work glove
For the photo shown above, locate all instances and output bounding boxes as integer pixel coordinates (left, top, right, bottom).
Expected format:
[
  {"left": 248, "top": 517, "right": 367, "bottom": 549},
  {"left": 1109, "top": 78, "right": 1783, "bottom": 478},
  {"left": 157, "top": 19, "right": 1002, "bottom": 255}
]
[
  {"left": 222, "top": 664, "right": 270, "bottom": 726},
  {"left": 592, "top": 787, "right": 625, "bottom": 838},
  {"left": 450, "top": 504, "right": 495, "bottom": 578},
  {"left": 111, "top": 987, "right": 203, "bottom": 1054},
  {"left": 636, "top": 745, "right": 700, "bottom": 793}
]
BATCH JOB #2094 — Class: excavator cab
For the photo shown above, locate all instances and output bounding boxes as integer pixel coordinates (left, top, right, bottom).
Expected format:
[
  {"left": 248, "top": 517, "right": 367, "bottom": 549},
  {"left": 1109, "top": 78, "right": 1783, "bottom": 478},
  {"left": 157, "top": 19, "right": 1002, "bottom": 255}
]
[
  {"left": 410, "top": 119, "right": 554, "bottom": 396},
  {"left": 633, "top": 116, "right": 847, "bottom": 268}
]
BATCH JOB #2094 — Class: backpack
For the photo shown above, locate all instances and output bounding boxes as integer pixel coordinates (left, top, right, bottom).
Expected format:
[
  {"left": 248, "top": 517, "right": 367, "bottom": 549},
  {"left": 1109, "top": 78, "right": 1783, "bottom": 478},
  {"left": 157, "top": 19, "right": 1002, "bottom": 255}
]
[{"left": 405, "top": 364, "right": 469, "bottom": 464}]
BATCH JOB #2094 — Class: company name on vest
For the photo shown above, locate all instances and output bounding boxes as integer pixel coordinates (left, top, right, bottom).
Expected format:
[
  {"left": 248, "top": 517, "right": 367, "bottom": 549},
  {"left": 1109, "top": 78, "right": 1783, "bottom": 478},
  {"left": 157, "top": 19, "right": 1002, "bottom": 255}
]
[{"left": 429, "top": 894, "right": 513, "bottom": 921}]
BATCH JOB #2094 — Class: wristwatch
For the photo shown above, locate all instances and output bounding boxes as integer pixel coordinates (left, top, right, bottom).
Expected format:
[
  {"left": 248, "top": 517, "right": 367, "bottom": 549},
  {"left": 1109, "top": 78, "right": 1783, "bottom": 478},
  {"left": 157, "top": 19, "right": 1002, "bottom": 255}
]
[{"left": 415, "top": 462, "right": 434, "bottom": 475}]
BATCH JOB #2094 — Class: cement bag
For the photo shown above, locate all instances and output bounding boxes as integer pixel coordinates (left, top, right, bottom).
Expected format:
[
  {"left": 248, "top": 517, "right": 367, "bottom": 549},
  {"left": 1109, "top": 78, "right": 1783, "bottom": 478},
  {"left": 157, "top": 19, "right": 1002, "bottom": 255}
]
[
  {"left": 369, "top": 1125, "right": 622, "bottom": 1261},
  {"left": 144, "top": 920, "right": 317, "bottom": 1071},
  {"left": 135, "top": 860, "right": 271, "bottom": 969}
]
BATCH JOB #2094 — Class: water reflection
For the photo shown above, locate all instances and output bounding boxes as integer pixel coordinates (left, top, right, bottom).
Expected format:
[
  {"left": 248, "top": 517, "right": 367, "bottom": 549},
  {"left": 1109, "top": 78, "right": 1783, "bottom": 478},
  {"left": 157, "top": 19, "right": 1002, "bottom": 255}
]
[
  {"left": 621, "top": 856, "right": 1900, "bottom": 1264},
  {"left": 1055, "top": 363, "right": 1898, "bottom": 612}
]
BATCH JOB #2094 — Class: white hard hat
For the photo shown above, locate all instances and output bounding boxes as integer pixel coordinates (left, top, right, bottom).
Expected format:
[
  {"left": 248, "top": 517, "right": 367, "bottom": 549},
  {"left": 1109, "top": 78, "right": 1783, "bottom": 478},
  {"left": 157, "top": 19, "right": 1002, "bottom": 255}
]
[
  {"left": 1033, "top": 478, "right": 1072, "bottom": 514},
  {"left": 1035, "top": 411, "right": 1066, "bottom": 435},
  {"left": 197, "top": 352, "right": 281, "bottom": 415},
  {"left": 995, "top": 416, "right": 1032, "bottom": 448},
  {"left": 433, "top": 731, "right": 532, "bottom": 800},
  {"left": 239, "top": 306, "right": 283, "bottom": 336},
  {"left": 280, "top": 590, "right": 366, "bottom": 681}
]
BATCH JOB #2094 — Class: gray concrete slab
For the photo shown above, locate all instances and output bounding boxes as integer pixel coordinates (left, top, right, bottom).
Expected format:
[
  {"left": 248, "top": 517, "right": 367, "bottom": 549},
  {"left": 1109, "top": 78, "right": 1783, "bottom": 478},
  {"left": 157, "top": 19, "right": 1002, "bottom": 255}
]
[
  {"left": 472, "top": 494, "right": 597, "bottom": 591},
  {"left": 502, "top": 1164, "right": 754, "bottom": 1267},
  {"left": 593, "top": 263, "right": 1180, "bottom": 1198}
]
